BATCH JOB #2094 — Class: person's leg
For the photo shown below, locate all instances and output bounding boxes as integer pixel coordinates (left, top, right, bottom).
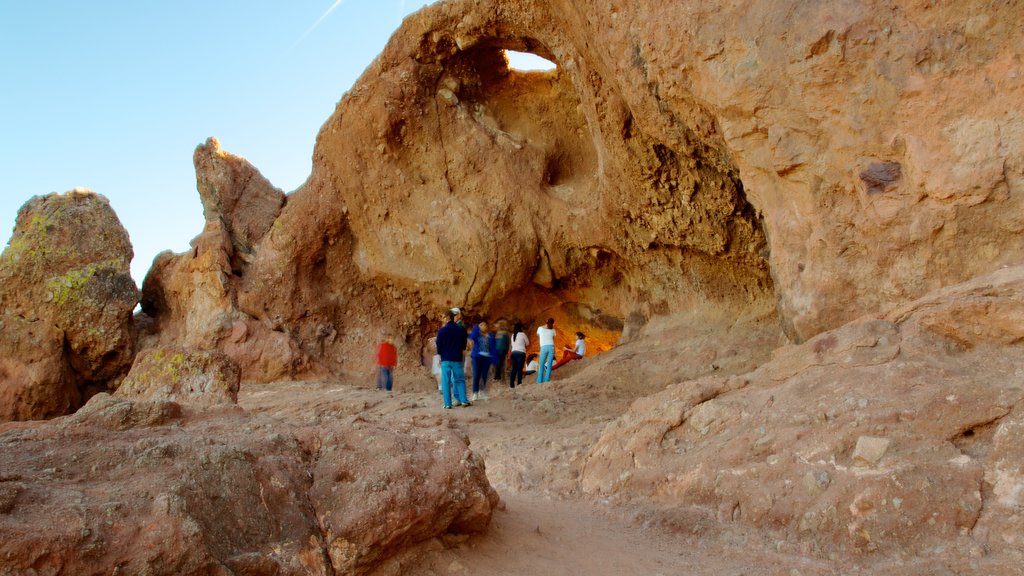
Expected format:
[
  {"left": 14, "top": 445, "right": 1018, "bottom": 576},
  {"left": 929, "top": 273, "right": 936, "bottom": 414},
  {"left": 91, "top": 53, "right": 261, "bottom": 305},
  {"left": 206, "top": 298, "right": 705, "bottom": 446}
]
[
  {"left": 473, "top": 356, "right": 488, "bottom": 398},
  {"left": 552, "top": 351, "right": 581, "bottom": 371},
  {"left": 510, "top": 351, "right": 525, "bottom": 388},
  {"left": 376, "top": 366, "right": 385, "bottom": 390},
  {"left": 494, "top": 351, "right": 506, "bottom": 381},
  {"left": 440, "top": 361, "right": 454, "bottom": 408},
  {"left": 384, "top": 367, "right": 393, "bottom": 391},
  {"left": 454, "top": 362, "right": 469, "bottom": 404},
  {"left": 538, "top": 345, "right": 554, "bottom": 383},
  {"left": 471, "top": 356, "right": 480, "bottom": 398},
  {"left": 480, "top": 356, "right": 491, "bottom": 398}
]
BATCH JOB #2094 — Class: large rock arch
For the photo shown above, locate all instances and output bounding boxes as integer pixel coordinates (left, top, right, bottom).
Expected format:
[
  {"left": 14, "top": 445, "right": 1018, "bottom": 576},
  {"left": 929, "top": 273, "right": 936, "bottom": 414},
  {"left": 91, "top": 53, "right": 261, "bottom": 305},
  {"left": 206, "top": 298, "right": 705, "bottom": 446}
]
[{"left": 143, "top": 0, "right": 1021, "bottom": 379}]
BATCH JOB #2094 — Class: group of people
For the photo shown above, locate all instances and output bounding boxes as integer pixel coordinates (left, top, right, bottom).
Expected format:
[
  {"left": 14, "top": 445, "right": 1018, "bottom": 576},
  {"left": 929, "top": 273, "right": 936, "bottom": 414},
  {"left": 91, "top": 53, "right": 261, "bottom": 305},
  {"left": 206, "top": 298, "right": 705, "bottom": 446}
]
[
  {"left": 430, "top": 308, "right": 586, "bottom": 410},
  {"left": 374, "top": 307, "right": 589, "bottom": 409}
]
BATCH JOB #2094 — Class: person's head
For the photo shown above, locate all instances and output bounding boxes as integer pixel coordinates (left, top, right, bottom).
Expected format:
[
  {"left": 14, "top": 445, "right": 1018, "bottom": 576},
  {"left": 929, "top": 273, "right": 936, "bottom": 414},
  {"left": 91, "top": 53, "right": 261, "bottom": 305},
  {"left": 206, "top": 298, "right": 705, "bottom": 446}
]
[
  {"left": 478, "top": 321, "right": 489, "bottom": 333},
  {"left": 527, "top": 353, "right": 538, "bottom": 362},
  {"left": 513, "top": 321, "right": 523, "bottom": 334},
  {"left": 445, "top": 308, "right": 458, "bottom": 322},
  {"left": 576, "top": 332, "right": 585, "bottom": 340},
  {"left": 546, "top": 317, "right": 555, "bottom": 328}
]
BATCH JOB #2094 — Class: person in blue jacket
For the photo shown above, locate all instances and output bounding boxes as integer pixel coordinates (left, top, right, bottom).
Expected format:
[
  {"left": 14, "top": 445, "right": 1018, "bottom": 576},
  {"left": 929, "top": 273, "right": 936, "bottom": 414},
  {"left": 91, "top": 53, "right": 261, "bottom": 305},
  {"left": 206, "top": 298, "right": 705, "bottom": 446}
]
[{"left": 469, "top": 320, "right": 495, "bottom": 400}]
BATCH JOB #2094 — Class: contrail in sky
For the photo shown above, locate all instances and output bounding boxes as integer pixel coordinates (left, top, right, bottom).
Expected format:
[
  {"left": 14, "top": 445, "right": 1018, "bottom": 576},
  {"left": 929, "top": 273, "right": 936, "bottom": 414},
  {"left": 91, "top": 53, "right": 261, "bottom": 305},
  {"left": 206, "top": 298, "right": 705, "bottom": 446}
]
[{"left": 290, "top": 0, "right": 345, "bottom": 50}]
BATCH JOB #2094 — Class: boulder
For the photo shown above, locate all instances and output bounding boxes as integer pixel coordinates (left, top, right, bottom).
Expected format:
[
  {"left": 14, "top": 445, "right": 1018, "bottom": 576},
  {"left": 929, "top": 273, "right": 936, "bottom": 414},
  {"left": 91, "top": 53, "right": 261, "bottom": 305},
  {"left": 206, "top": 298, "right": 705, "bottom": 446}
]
[
  {"left": 0, "top": 190, "right": 138, "bottom": 420},
  {"left": 115, "top": 347, "right": 240, "bottom": 408},
  {"left": 0, "top": 404, "right": 498, "bottom": 575}
]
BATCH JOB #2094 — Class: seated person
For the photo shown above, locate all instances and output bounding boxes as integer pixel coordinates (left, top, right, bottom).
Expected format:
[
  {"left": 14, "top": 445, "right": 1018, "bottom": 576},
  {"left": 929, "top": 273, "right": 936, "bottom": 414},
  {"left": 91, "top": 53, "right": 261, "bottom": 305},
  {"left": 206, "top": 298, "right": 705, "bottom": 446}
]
[
  {"left": 552, "top": 332, "right": 586, "bottom": 370},
  {"left": 523, "top": 353, "right": 539, "bottom": 376}
]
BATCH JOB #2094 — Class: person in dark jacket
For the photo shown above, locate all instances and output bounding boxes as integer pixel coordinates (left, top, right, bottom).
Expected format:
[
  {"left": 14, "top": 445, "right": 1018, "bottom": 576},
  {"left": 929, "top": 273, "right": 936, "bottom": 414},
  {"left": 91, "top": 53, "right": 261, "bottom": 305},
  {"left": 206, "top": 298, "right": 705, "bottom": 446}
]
[
  {"left": 492, "top": 320, "right": 511, "bottom": 381},
  {"left": 436, "top": 308, "right": 471, "bottom": 409},
  {"left": 469, "top": 320, "right": 493, "bottom": 400}
]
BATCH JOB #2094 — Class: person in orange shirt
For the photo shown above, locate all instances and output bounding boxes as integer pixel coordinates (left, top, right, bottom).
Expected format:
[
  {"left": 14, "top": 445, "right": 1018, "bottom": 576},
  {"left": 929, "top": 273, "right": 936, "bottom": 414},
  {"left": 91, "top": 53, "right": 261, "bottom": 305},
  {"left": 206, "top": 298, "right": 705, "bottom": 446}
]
[{"left": 376, "top": 335, "right": 398, "bottom": 393}]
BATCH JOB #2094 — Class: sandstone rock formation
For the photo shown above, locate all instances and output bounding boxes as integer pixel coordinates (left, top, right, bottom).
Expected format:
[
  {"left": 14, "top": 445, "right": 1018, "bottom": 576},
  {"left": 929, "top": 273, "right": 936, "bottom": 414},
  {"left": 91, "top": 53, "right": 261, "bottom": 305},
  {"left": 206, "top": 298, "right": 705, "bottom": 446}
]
[
  {"left": 140, "top": 0, "right": 1021, "bottom": 385},
  {"left": 0, "top": 397, "right": 498, "bottom": 575},
  {"left": 0, "top": 190, "right": 138, "bottom": 421},
  {"left": 140, "top": 138, "right": 323, "bottom": 383},
  {"left": 581, "top": 264, "right": 1024, "bottom": 561}
]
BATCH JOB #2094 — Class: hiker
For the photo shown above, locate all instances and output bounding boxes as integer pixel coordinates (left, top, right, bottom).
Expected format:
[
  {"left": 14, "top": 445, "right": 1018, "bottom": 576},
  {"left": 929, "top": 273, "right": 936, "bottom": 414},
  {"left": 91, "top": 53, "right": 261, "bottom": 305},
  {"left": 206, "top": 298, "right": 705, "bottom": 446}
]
[
  {"left": 508, "top": 321, "right": 529, "bottom": 388},
  {"left": 428, "top": 336, "right": 442, "bottom": 390},
  {"left": 493, "top": 320, "right": 511, "bottom": 381},
  {"left": 375, "top": 334, "right": 398, "bottom": 394},
  {"left": 536, "top": 317, "right": 556, "bottom": 383},
  {"left": 436, "top": 308, "right": 471, "bottom": 409},
  {"left": 523, "top": 353, "right": 539, "bottom": 376},
  {"left": 552, "top": 331, "right": 587, "bottom": 370},
  {"left": 469, "top": 320, "right": 494, "bottom": 400}
]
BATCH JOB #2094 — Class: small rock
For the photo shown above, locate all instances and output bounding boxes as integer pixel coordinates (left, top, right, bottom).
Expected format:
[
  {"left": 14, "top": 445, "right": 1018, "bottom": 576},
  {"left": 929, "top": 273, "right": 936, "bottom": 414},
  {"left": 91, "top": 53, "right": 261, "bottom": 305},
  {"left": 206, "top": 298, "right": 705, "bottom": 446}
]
[{"left": 852, "top": 436, "right": 891, "bottom": 466}]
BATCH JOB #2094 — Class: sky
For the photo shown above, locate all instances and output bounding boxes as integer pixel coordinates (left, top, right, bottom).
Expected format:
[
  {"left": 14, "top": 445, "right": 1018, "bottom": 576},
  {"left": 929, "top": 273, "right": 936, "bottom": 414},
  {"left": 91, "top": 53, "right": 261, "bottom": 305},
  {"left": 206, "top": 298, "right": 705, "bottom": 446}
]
[{"left": 0, "top": 1, "right": 445, "bottom": 283}]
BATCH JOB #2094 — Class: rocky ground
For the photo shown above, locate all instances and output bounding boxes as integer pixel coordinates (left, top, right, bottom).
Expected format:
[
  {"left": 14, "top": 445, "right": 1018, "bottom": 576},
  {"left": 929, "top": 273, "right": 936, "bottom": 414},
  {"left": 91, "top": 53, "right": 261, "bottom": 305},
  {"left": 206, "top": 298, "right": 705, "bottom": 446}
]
[
  {"left": 237, "top": 265, "right": 1024, "bottom": 575},
  {"left": 238, "top": 377, "right": 838, "bottom": 576}
]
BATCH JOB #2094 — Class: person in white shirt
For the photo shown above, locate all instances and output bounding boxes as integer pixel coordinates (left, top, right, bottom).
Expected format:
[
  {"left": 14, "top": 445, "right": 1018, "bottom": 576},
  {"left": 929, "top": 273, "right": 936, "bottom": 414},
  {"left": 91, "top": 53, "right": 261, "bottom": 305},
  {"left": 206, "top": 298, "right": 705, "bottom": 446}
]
[
  {"left": 523, "top": 354, "right": 539, "bottom": 376},
  {"left": 536, "top": 318, "right": 556, "bottom": 383},
  {"left": 552, "top": 332, "right": 587, "bottom": 371},
  {"left": 507, "top": 322, "right": 531, "bottom": 388}
]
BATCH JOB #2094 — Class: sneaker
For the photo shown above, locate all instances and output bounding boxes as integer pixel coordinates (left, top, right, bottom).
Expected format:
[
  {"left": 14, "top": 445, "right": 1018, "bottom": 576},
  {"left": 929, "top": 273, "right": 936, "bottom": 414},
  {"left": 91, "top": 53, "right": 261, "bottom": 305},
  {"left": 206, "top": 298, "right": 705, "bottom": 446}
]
[
  {"left": 453, "top": 401, "right": 464, "bottom": 407},
  {"left": 444, "top": 405, "right": 452, "bottom": 410},
  {"left": 462, "top": 401, "right": 473, "bottom": 407},
  {"left": 471, "top": 393, "right": 478, "bottom": 401}
]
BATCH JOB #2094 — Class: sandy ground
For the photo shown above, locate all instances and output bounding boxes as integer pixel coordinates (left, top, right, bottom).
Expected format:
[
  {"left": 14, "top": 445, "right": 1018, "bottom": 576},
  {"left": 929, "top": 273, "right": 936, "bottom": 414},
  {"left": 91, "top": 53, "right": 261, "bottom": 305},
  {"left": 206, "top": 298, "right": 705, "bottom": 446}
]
[{"left": 238, "top": 364, "right": 845, "bottom": 576}]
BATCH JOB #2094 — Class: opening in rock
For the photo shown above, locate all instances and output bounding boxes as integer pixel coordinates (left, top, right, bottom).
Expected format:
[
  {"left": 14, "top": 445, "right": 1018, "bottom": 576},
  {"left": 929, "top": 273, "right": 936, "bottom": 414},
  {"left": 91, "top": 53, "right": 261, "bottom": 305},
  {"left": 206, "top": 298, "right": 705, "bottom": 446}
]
[{"left": 503, "top": 50, "right": 557, "bottom": 72}]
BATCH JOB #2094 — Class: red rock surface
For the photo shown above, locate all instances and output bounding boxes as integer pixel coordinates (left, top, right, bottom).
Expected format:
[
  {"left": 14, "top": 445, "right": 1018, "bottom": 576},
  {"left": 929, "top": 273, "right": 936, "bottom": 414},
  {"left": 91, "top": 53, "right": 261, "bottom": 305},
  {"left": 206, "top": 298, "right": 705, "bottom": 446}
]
[
  {"left": 1, "top": 0, "right": 1023, "bottom": 572},
  {"left": 581, "top": 265, "right": 1024, "bottom": 561},
  {"left": 0, "top": 397, "right": 498, "bottom": 575}
]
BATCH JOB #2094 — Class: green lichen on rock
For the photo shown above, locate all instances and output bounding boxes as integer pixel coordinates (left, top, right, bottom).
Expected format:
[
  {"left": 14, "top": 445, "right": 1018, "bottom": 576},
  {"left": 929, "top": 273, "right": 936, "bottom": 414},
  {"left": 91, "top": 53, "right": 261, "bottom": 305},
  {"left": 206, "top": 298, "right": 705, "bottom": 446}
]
[
  {"left": 44, "top": 258, "right": 123, "bottom": 307},
  {"left": 116, "top": 347, "right": 240, "bottom": 407}
]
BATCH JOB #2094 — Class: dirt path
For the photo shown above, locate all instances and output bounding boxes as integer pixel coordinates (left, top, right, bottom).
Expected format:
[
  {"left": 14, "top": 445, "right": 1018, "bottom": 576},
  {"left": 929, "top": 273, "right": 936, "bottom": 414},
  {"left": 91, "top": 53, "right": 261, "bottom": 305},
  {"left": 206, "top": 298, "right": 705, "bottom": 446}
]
[{"left": 240, "top": 374, "right": 840, "bottom": 576}]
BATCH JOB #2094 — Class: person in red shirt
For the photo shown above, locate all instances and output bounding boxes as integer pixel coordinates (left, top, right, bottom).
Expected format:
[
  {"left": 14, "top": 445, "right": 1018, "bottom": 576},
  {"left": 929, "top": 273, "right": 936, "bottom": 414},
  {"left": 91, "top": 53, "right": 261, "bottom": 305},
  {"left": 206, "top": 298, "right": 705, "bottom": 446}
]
[{"left": 376, "top": 336, "right": 398, "bottom": 393}]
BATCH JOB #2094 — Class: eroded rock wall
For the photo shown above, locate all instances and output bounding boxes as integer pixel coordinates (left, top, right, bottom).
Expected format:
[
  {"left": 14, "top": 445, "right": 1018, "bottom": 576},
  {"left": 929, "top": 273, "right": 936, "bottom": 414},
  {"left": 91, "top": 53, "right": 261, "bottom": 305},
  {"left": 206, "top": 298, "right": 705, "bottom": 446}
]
[{"left": 561, "top": 0, "right": 1024, "bottom": 339}]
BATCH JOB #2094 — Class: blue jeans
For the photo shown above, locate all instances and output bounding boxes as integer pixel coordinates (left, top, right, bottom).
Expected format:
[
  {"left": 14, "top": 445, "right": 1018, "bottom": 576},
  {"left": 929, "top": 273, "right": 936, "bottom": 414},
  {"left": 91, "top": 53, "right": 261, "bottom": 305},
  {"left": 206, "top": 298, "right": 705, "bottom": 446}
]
[
  {"left": 440, "top": 360, "right": 469, "bottom": 407},
  {"left": 537, "top": 345, "right": 555, "bottom": 383},
  {"left": 376, "top": 367, "right": 393, "bottom": 391},
  {"left": 472, "top": 355, "right": 491, "bottom": 394}
]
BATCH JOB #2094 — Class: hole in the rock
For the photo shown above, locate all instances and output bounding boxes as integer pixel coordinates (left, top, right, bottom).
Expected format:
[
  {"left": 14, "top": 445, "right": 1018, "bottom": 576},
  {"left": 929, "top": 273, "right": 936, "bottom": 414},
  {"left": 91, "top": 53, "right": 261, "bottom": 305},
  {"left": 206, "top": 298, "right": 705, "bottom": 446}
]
[{"left": 503, "top": 50, "right": 557, "bottom": 72}]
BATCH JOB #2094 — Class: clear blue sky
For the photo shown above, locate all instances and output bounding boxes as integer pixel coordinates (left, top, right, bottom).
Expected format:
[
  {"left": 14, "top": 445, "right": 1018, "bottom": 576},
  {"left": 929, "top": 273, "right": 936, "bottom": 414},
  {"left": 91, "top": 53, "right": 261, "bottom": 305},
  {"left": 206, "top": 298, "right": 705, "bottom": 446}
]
[{"left": 0, "top": 1, "right": 439, "bottom": 283}]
